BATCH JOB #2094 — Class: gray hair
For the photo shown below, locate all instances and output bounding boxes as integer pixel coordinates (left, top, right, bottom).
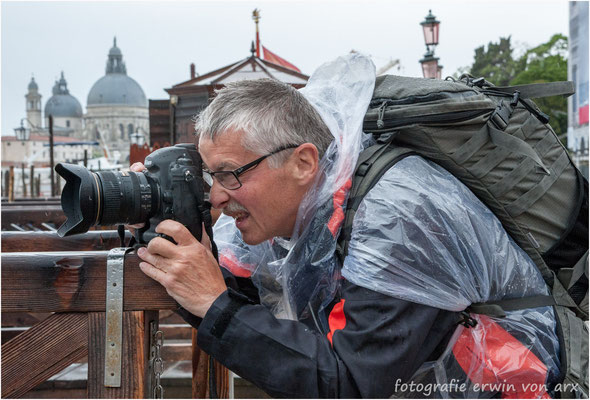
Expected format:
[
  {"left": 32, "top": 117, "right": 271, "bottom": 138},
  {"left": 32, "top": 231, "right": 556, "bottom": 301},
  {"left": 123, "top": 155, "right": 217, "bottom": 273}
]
[{"left": 195, "top": 79, "right": 333, "bottom": 168}]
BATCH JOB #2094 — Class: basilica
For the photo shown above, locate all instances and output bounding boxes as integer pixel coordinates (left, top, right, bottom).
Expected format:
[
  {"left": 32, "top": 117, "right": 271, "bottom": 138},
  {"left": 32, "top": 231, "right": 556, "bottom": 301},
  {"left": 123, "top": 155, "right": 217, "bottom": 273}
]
[{"left": 21, "top": 37, "right": 148, "bottom": 164}]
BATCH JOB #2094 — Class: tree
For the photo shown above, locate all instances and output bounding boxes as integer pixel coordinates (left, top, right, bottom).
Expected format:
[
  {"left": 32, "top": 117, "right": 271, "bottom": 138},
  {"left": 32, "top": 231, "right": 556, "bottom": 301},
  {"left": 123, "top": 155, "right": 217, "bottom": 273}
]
[
  {"left": 469, "top": 37, "right": 520, "bottom": 86},
  {"left": 511, "top": 34, "right": 568, "bottom": 137}
]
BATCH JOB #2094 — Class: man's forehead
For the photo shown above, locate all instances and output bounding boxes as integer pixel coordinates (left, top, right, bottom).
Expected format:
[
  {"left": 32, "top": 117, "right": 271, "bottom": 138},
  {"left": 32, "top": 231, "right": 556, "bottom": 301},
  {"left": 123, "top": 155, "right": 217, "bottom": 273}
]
[{"left": 198, "top": 134, "right": 248, "bottom": 170}]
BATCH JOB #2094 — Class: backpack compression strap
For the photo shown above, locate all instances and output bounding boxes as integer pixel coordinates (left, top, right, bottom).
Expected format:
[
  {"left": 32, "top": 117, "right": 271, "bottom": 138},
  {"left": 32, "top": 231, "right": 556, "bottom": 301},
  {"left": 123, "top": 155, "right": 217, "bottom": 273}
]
[{"left": 488, "top": 81, "right": 575, "bottom": 99}]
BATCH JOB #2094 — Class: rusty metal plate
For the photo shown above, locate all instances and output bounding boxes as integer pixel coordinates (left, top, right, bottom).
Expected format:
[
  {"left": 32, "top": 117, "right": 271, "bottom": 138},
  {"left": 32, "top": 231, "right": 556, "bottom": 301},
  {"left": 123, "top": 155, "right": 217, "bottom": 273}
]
[{"left": 104, "top": 247, "right": 131, "bottom": 387}]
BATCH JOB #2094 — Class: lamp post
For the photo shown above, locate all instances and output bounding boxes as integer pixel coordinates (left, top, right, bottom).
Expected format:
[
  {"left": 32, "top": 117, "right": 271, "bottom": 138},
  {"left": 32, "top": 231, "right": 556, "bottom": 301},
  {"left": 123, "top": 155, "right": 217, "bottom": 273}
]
[
  {"left": 130, "top": 127, "right": 146, "bottom": 146},
  {"left": 13, "top": 118, "right": 33, "bottom": 141},
  {"left": 420, "top": 50, "right": 440, "bottom": 80},
  {"left": 419, "top": 10, "right": 442, "bottom": 79}
]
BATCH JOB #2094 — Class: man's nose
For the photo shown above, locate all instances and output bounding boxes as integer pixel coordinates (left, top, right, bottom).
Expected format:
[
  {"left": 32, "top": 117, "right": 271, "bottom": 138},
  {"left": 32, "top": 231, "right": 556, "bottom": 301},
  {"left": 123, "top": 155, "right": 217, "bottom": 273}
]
[{"left": 208, "top": 180, "right": 230, "bottom": 209}]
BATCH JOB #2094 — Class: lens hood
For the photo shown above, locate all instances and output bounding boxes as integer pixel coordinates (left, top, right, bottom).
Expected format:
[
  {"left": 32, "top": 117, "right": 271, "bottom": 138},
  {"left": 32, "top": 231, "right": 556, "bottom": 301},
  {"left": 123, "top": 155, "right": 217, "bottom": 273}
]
[{"left": 55, "top": 163, "right": 102, "bottom": 237}]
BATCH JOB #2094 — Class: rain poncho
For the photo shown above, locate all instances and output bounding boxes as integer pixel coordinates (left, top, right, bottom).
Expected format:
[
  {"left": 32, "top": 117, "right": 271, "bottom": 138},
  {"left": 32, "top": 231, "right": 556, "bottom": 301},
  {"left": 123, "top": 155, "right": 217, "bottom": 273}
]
[{"left": 213, "top": 53, "right": 561, "bottom": 398}]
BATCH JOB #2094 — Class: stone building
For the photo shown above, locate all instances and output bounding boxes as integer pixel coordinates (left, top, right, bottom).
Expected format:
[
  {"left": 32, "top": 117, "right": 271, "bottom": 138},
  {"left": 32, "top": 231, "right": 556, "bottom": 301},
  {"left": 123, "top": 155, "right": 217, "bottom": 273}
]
[
  {"left": 85, "top": 38, "right": 149, "bottom": 163},
  {"left": 44, "top": 72, "right": 84, "bottom": 136},
  {"left": 567, "top": 1, "right": 589, "bottom": 177}
]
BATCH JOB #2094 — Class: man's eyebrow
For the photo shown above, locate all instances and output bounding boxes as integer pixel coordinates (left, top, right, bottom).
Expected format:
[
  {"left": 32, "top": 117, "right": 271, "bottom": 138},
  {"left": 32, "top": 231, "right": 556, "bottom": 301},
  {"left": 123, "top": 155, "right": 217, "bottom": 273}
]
[{"left": 205, "top": 161, "right": 237, "bottom": 171}]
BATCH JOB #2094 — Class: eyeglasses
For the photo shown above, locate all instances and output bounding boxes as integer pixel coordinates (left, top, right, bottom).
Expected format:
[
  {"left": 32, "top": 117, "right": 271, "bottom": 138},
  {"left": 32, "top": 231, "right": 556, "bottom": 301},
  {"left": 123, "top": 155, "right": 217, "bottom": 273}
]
[{"left": 202, "top": 144, "right": 300, "bottom": 190}]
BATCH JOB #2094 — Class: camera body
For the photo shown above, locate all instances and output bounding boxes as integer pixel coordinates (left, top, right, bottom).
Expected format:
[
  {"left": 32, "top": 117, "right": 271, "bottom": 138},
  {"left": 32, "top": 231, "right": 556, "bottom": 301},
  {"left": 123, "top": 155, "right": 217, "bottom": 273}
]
[
  {"left": 55, "top": 143, "right": 208, "bottom": 244},
  {"left": 137, "top": 143, "right": 206, "bottom": 243}
]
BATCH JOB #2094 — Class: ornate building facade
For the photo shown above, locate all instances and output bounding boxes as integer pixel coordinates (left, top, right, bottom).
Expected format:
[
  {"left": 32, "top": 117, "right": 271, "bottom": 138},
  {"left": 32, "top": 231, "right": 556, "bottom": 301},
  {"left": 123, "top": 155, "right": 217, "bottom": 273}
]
[{"left": 85, "top": 38, "right": 149, "bottom": 163}]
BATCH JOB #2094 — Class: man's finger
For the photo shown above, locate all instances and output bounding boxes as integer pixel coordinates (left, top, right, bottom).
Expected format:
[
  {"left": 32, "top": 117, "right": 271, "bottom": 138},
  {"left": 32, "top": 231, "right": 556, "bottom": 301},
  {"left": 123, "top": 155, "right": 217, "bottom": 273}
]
[
  {"left": 201, "top": 223, "right": 212, "bottom": 251},
  {"left": 146, "top": 236, "right": 177, "bottom": 258},
  {"left": 155, "top": 220, "right": 198, "bottom": 247},
  {"left": 139, "top": 261, "right": 166, "bottom": 283},
  {"left": 137, "top": 247, "right": 167, "bottom": 272},
  {"left": 130, "top": 162, "right": 146, "bottom": 172}
]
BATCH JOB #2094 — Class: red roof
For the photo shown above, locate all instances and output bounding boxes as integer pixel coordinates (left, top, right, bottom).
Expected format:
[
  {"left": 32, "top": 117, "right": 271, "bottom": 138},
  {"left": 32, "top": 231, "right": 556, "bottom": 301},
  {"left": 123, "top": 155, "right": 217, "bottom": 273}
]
[{"left": 169, "top": 56, "right": 308, "bottom": 90}]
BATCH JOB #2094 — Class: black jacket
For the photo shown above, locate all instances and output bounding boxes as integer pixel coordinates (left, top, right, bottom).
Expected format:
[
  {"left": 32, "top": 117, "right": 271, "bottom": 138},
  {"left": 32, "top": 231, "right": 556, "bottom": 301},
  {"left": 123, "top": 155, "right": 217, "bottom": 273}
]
[{"left": 180, "top": 270, "right": 458, "bottom": 398}]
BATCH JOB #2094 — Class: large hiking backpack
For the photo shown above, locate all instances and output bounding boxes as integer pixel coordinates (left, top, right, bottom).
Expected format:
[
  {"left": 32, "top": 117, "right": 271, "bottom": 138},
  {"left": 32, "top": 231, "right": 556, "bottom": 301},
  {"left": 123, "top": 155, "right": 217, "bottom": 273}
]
[{"left": 337, "top": 75, "right": 589, "bottom": 397}]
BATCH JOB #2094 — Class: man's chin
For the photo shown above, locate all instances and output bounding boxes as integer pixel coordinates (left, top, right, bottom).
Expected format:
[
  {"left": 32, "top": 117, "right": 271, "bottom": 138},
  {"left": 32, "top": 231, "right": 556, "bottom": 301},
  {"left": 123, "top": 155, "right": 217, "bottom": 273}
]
[{"left": 240, "top": 232, "right": 265, "bottom": 246}]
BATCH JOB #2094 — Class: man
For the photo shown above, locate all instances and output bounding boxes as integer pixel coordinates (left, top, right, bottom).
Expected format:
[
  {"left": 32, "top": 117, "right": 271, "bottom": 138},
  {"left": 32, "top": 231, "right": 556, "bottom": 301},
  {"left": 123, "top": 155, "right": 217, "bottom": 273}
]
[{"left": 135, "top": 55, "right": 559, "bottom": 398}]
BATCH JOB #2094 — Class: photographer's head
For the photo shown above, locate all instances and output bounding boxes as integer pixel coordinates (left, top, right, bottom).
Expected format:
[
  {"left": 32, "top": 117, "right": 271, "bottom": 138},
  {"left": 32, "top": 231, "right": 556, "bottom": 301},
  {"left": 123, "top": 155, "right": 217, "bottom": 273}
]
[{"left": 196, "top": 78, "right": 333, "bottom": 245}]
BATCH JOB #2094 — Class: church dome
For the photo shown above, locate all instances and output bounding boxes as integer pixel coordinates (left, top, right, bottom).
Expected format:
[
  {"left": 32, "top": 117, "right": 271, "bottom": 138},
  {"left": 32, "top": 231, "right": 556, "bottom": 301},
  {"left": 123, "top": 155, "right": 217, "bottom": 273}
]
[
  {"left": 87, "top": 37, "right": 147, "bottom": 107},
  {"left": 28, "top": 77, "right": 38, "bottom": 91},
  {"left": 44, "top": 72, "right": 83, "bottom": 118}
]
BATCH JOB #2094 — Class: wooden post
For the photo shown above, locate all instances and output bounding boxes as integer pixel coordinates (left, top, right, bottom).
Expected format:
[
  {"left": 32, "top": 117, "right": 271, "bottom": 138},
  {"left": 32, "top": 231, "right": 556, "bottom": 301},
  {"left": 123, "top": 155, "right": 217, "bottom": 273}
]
[
  {"left": 87, "top": 311, "right": 159, "bottom": 398},
  {"left": 9, "top": 165, "right": 14, "bottom": 202},
  {"left": 36, "top": 174, "right": 41, "bottom": 197},
  {"left": 49, "top": 114, "right": 55, "bottom": 197},
  {"left": 84, "top": 149, "right": 88, "bottom": 167},
  {"left": 192, "top": 329, "right": 209, "bottom": 398},
  {"left": 21, "top": 163, "right": 27, "bottom": 198},
  {"left": 30, "top": 165, "right": 35, "bottom": 198},
  {"left": 3, "top": 169, "right": 8, "bottom": 198}
]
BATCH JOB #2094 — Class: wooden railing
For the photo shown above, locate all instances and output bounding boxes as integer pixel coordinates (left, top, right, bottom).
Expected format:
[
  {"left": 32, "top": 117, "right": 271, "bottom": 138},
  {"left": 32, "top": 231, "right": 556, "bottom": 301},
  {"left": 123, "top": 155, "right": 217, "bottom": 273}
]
[{"left": 1, "top": 205, "right": 230, "bottom": 399}]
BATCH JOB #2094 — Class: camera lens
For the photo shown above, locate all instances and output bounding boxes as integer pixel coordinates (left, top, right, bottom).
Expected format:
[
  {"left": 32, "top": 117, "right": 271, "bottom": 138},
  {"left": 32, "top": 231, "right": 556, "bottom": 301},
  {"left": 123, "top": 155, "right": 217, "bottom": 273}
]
[{"left": 55, "top": 163, "right": 159, "bottom": 237}]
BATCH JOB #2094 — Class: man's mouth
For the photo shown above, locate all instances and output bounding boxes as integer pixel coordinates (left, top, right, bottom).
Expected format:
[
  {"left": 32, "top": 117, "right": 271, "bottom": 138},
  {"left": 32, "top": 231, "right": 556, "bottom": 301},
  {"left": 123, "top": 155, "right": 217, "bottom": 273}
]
[{"left": 223, "top": 203, "right": 250, "bottom": 227}]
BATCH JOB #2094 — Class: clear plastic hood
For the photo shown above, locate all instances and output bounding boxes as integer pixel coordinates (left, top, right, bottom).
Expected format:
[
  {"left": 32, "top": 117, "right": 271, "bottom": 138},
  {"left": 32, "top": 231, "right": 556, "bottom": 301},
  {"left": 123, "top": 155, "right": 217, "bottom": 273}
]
[{"left": 214, "top": 53, "right": 376, "bottom": 322}]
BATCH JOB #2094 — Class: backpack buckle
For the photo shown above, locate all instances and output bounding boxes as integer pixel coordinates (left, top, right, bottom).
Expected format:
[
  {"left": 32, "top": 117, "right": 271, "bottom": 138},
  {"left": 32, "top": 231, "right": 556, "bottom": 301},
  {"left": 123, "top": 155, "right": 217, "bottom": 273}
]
[
  {"left": 458, "top": 311, "right": 478, "bottom": 328},
  {"left": 490, "top": 101, "right": 513, "bottom": 130},
  {"left": 472, "top": 77, "right": 486, "bottom": 88}
]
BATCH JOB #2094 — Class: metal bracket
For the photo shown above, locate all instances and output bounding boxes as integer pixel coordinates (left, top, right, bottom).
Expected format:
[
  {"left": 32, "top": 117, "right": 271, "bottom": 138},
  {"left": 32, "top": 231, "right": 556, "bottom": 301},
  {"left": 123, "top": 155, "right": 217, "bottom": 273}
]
[{"left": 104, "top": 247, "right": 132, "bottom": 387}]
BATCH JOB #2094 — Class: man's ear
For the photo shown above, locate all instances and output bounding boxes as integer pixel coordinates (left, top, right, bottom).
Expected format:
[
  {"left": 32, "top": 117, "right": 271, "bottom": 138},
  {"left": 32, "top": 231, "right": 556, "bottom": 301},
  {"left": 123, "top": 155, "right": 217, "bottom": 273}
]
[{"left": 290, "top": 143, "right": 319, "bottom": 185}]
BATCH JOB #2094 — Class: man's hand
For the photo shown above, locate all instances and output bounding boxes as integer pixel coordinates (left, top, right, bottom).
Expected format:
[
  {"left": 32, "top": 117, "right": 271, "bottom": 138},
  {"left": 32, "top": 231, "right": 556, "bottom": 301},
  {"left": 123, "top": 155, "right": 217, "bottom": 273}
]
[{"left": 137, "top": 219, "right": 227, "bottom": 318}]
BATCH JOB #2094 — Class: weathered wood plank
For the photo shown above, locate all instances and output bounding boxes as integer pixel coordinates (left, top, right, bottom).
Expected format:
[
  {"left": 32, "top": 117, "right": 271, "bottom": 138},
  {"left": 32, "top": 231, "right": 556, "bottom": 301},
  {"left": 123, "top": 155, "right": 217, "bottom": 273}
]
[
  {"left": 1, "top": 312, "right": 88, "bottom": 399},
  {"left": 214, "top": 358, "right": 230, "bottom": 399},
  {"left": 1, "top": 327, "right": 28, "bottom": 344},
  {"left": 161, "top": 341, "right": 192, "bottom": 363},
  {"left": 192, "top": 328, "right": 209, "bottom": 399},
  {"left": 1, "top": 312, "right": 52, "bottom": 327},
  {"left": 87, "top": 311, "right": 158, "bottom": 398},
  {"left": 1, "top": 230, "right": 131, "bottom": 252},
  {"left": 160, "top": 323, "right": 192, "bottom": 340},
  {"left": 1, "top": 206, "right": 65, "bottom": 230},
  {"left": 1, "top": 251, "right": 177, "bottom": 313}
]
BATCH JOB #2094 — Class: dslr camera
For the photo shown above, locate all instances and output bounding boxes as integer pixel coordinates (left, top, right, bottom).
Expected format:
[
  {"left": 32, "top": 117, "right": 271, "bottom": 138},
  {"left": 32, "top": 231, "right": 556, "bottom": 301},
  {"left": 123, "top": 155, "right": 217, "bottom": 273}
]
[{"left": 55, "top": 143, "right": 210, "bottom": 244}]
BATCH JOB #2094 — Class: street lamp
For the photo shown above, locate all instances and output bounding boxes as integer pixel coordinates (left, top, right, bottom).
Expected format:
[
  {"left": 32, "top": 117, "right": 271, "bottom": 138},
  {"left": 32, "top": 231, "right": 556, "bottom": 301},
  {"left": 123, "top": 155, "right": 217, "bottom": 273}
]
[
  {"left": 420, "top": 50, "right": 439, "bottom": 79},
  {"left": 130, "top": 127, "right": 147, "bottom": 146},
  {"left": 420, "top": 10, "right": 440, "bottom": 48},
  {"left": 13, "top": 118, "right": 32, "bottom": 141},
  {"left": 419, "top": 10, "right": 442, "bottom": 79}
]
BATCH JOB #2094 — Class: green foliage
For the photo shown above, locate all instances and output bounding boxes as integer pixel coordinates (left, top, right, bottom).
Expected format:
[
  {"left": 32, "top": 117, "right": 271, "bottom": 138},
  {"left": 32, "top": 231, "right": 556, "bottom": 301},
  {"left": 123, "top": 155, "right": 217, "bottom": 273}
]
[
  {"left": 465, "top": 34, "right": 569, "bottom": 137},
  {"left": 511, "top": 34, "right": 568, "bottom": 137},
  {"left": 469, "top": 37, "right": 519, "bottom": 86}
]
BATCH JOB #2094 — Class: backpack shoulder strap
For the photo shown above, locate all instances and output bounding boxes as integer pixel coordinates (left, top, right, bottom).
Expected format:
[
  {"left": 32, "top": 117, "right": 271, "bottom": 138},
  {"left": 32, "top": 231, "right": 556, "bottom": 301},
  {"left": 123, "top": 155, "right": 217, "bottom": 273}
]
[{"left": 336, "top": 141, "right": 415, "bottom": 263}]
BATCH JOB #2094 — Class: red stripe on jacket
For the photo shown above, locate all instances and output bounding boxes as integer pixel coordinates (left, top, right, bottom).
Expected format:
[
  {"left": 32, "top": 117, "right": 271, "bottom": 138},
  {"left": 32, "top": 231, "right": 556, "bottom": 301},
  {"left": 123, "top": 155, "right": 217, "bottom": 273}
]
[
  {"left": 328, "top": 179, "right": 352, "bottom": 237},
  {"left": 327, "top": 299, "right": 347, "bottom": 346}
]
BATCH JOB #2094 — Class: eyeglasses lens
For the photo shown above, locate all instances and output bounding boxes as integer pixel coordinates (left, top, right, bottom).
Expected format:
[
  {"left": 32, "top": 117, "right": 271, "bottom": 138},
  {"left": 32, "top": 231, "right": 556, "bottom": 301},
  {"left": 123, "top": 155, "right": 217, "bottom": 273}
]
[
  {"left": 202, "top": 171, "right": 214, "bottom": 186},
  {"left": 217, "top": 172, "right": 240, "bottom": 189}
]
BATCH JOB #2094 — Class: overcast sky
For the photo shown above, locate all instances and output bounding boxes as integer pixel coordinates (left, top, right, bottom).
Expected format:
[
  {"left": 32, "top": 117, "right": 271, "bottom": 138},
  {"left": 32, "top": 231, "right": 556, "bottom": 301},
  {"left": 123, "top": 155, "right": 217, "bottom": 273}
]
[{"left": 1, "top": 0, "right": 570, "bottom": 135}]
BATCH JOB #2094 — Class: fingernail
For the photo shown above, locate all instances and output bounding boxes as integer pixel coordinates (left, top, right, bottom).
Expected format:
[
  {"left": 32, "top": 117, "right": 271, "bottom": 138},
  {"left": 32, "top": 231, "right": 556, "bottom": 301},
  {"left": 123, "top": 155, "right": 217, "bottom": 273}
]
[{"left": 137, "top": 247, "right": 146, "bottom": 256}]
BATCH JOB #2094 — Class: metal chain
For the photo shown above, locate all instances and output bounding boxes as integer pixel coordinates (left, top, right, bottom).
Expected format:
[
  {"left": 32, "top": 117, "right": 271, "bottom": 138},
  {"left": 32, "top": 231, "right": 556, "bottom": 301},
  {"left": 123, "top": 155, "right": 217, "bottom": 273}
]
[{"left": 149, "top": 325, "right": 165, "bottom": 399}]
